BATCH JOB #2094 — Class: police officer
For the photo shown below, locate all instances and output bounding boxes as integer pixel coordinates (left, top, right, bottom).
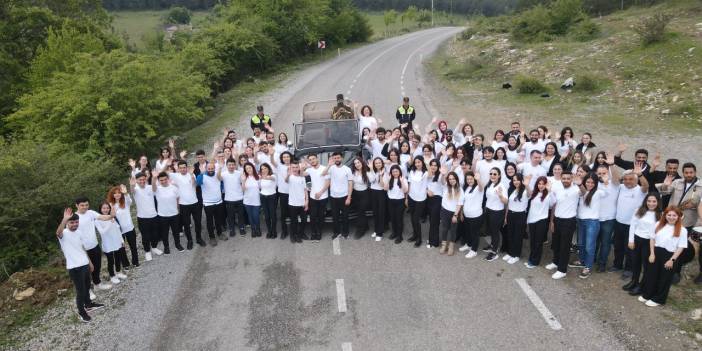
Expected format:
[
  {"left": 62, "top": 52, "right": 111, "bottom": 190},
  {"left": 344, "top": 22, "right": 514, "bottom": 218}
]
[
  {"left": 396, "top": 96, "right": 415, "bottom": 135},
  {"left": 251, "top": 105, "right": 272, "bottom": 132}
]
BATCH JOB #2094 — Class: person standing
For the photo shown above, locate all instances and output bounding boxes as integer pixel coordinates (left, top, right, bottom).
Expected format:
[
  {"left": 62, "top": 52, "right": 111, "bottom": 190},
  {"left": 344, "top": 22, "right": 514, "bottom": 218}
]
[
  {"left": 504, "top": 174, "right": 529, "bottom": 265},
  {"left": 611, "top": 166, "right": 649, "bottom": 277},
  {"left": 303, "top": 154, "right": 329, "bottom": 242},
  {"left": 483, "top": 168, "right": 508, "bottom": 261},
  {"left": 546, "top": 171, "right": 580, "bottom": 279},
  {"left": 323, "top": 152, "right": 353, "bottom": 239},
  {"left": 196, "top": 163, "right": 226, "bottom": 245},
  {"left": 438, "top": 171, "right": 464, "bottom": 256},
  {"left": 573, "top": 173, "right": 609, "bottom": 279},
  {"left": 396, "top": 96, "right": 415, "bottom": 135},
  {"left": 258, "top": 163, "right": 278, "bottom": 239},
  {"left": 369, "top": 157, "right": 387, "bottom": 242},
  {"left": 106, "top": 185, "right": 139, "bottom": 267},
  {"left": 170, "top": 161, "right": 203, "bottom": 249},
  {"left": 426, "top": 159, "right": 445, "bottom": 249},
  {"left": 459, "top": 172, "right": 484, "bottom": 258},
  {"left": 74, "top": 197, "right": 112, "bottom": 292},
  {"left": 151, "top": 171, "right": 183, "bottom": 253},
  {"left": 219, "top": 158, "right": 247, "bottom": 238},
  {"left": 596, "top": 161, "right": 620, "bottom": 272},
  {"left": 384, "top": 165, "right": 408, "bottom": 244},
  {"left": 250, "top": 105, "right": 272, "bottom": 132},
  {"left": 95, "top": 202, "right": 129, "bottom": 285},
  {"left": 624, "top": 193, "right": 662, "bottom": 295},
  {"left": 526, "top": 176, "right": 554, "bottom": 268},
  {"left": 130, "top": 173, "right": 161, "bottom": 262},
  {"left": 518, "top": 150, "right": 547, "bottom": 190},
  {"left": 271, "top": 152, "right": 293, "bottom": 240},
  {"left": 241, "top": 162, "right": 262, "bottom": 237},
  {"left": 286, "top": 161, "right": 309, "bottom": 243},
  {"left": 56, "top": 208, "right": 104, "bottom": 323},
  {"left": 350, "top": 157, "right": 371, "bottom": 238},
  {"left": 407, "top": 156, "right": 429, "bottom": 248}
]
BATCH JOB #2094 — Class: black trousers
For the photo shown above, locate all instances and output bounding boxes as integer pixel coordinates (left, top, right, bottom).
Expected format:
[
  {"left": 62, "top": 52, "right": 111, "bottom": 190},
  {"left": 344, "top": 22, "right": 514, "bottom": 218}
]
[
  {"left": 388, "top": 198, "right": 405, "bottom": 239},
  {"left": 613, "top": 221, "right": 632, "bottom": 271},
  {"left": 277, "top": 192, "right": 289, "bottom": 235},
  {"left": 439, "top": 208, "right": 458, "bottom": 242},
  {"left": 179, "top": 203, "right": 202, "bottom": 242},
  {"left": 330, "top": 196, "right": 350, "bottom": 235},
  {"left": 225, "top": 200, "right": 246, "bottom": 235},
  {"left": 289, "top": 205, "right": 305, "bottom": 241},
  {"left": 552, "top": 217, "right": 576, "bottom": 273},
  {"left": 675, "top": 238, "right": 697, "bottom": 274},
  {"left": 159, "top": 214, "right": 181, "bottom": 250},
  {"left": 408, "top": 197, "right": 426, "bottom": 239},
  {"left": 462, "top": 215, "right": 483, "bottom": 251},
  {"left": 506, "top": 211, "right": 527, "bottom": 258},
  {"left": 86, "top": 246, "right": 102, "bottom": 285},
  {"left": 528, "top": 219, "right": 549, "bottom": 265},
  {"left": 137, "top": 216, "right": 159, "bottom": 253},
  {"left": 370, "top": 189, "right": 386, "bottom": 237},
  {"left": 203, "top": 203, "right": 225, "bottom": 238},
  {"left": 105, "top": 248, "right": 128, "bottom": 276},
  {"left": 309, "top": 198, "right": 327, "bottom": 240},
  {"left": 121, "top": 229, "right": 138, "bottom": 266},
  {"left": 261, "top": 194, "right": 278, "bottom": 235},
  {"left": 68, "top": 265, "right": 91, "bottom": 313},
  {"left": 352, "top": 189, "right": 370, "bottom": 234},
  {"left": 485, "top": 208, "right": 504, "bottom": 251},
  {"left": 427, "top": 195, "right": 442, "bottom": 246},
  {"left": 642, "top": 247, "right": 675, "bottom": 304},
  {"left": 630, "top": 235, "right": 651, "bottom": 285}
]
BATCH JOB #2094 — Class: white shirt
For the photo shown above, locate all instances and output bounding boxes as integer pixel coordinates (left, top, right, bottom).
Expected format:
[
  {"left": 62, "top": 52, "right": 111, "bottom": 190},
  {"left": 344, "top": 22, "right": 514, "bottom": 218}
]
[
  {"left": 59, "top": 229, "right": 90, "bottom": 269},
  {"left": 274, "top": 143, "right": 289, "bottom": 155},
  {"left": 200, "top": 174, "right": 223, "bottom": 206},
  {"left": 307, "top": 166, "right": 329, "bottom": 200},
  {"left": 155, "top": 185, "right": 179, "bottom": 217},
  {"left": 485, "top": 183, "right": 506, "bottom": 211},
  {"left": 527, "top": 192, "right": 555, "bottom": 223},
  {"left": 76, "top": 210, "right": 99, "bottom": 250},
  {"left": 616, "top": 185, "right": 645, "bottom": 224},
  {"left": 329, "top": 165, "right": 352, "bottom": 198},
  {"left": 287, "top": 175, "right": 307, "bottom": 206},
  {"left": 553, "top": 185, "right": 580, "bottom": 219},
  {"left": 260, "top": 176, "right": 277, "bottom": 196},
  {"left": 428, "top": 176, "right": 444, "bottom": 197},
  {"left": 369, "top": 171, "right": 384, "bottom": 191},
  {"left": 598, "top": 181, "right": 619, "bottom": 221},
  {"left": 275, "top": 164, "right": 289, "bottom": 193},
  {"left": 256, "top": 152, "right": 271, "bottom": 168},
  {"left": 506, "top": 148, "right": 520, "bottom": 164},
  {"left": 408, "top": 170, "right": 428, "bottom": 202},
  {"left": 95, "top": 219, "right": 123, "bottom": 253},
  {"left": 243, "top": 177, "right": 261, "bottom": 206},
  {"left": 523, "top": 141, "right": 546, "bottom": 158},
  {"left": 491, "top": 140, "right": 508, "bottom": 151},
  {"left": 358, "top": 116, "right": 377, "bottom": 132},
  {"left": 519, "top": 162, "right": 547, "bottom": 189},
  {"left": 370, "top": 139, "right": 386, "bottom": 159},
  {"left": 155, "top": 158, "right": 169, "bottom": 172},
  {"left": 475, "top": 159, "right": 497, "bottom": 187},
  {"left": 441, "top": 188, "right": 464, "bottom": 212},
  {"left": 462, "top": 185, "right": 484, "bottom": 218},
  {"left": 169, "top": 172, "right": 198, "bottom": 205},
  {"left": 654, "top": 225, "right": 688, "bottom": 253},
  {"left": 112, "top": 195, "right": 134, "bottom": 233},
  {"left": 577, "top": 189, "right": 607, "bottom": 220},
  {"left": 629, "top": 211, "right": 658, "bottom": 242},
  {"left": 385, "top": 175, "right": 406, "bottom": 200},
  {"left": 557, "top": 139, "right": 575, "bottom": 155},
  {"left": 221, "top": 169, "right": 244, "bottom": 201},
  {"left": 352, "top": 172, "right": 369, "bottom": 191},
  {"left": 508, "top": 189, "right": 529, "bottom": 212},
  {"left": 133, "top": 185, "right": 157, "bottom": 218}
]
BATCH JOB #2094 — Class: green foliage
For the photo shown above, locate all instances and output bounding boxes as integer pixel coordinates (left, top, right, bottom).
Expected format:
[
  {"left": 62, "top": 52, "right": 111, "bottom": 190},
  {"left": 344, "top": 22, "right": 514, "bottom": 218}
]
[
  {"left": 511, "top": 0, "right": 599, "bottom": 42},
  {"left": 511, "top": 4, "right": 553, "bottom": 42},
  {"left": 165, "top": 6, "right": 192, "bottom": 24},
  {"left": 0, "top": 138, "right": 121, "bottom": 276},
  {"left": 575, "top": 73, "right": 608, "bottom": 92},
  {"left": 416, "top": 9, "right": 432, "bottom": 27},
  {"left": 402, "top": 5, "right": 417, "bottom": 24},
  {"left": 568, "top": 17, "right": 600, "bottom": 41},
  {"left": 383, "top": 9, "right": 398, "bottom": 33},
  {"left": 633, "top": 13, "right": 671, "bottom": 45},
  {"left": 515, "top": 75, "right": 550, "bottom": 94}
]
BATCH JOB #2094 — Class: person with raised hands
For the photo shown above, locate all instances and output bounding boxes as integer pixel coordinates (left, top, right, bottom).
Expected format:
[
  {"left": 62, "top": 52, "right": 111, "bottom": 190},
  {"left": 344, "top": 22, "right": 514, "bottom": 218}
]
[
  {"left": 74, "top": 196, "right": 114, "bottom": 294},
  {"left": 195, "top": 162, "right": 226, "bottom": 246},
  {"left": 483, "top": 167, "right": 508, "bottom": 262},
  {"left": 547, "top": 171, "right": 580, "bottom": 279},
  {"left": 151, "top": 170, "right": 182, "bottom": 253},
  {"left": 503, "top": 173, "right": 529, "bottom": 265},
  {"left": 130, "top": 172, "right": 160, "bottom": 261},
  {"left": 595, "top": 153, "right": 620, "bottom": 272},
  {"left": 611, "top": 163, "right": 649, "bottom": 278},
  {"left": 219, "top": 157, "right": 247, "bottom": 238},
  {"left": 169, "top": 160, "right": 202, "bottom": 249},
  {"left": 241, "top": 162, "right": 262, "bottom": 237},
  {"left": 572, "top": 173, "right": 609, "bottom": 279},
  {"left": 384, "top": 164, "right": 409, "bottom": 244},
  {"left": 95, "top": 202, "right": 129, "bottom": 285},
  {"left": 438, "top": 169, "right": 464, "bottom": 256},
  {"left": 106, "top": 184, "right": 139, "bottom": 267},
  {"left": 286, "top": 161, "right": 309, "bottom": 244},
  {"left": 302, "top": 154, "right": 329, "bottom": 242}
]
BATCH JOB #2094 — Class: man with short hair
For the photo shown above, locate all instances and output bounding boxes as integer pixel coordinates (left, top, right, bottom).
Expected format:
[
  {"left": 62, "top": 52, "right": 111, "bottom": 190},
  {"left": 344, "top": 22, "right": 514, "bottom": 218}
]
[
  {"left": 547, "top": 171, "right": 580, "bottom": 280},
  {"left": 366, "top": 127, "right": 387, "bottom": 160},
  {"left": 522, "top": 129, "right": 546, "bottom": 158},
  {"left": 614, "top": 143, "right": 652, "bottom": 184},
  {"left": 152, "top": 171, "right": 183, "bottom": 253},
  {"left": 323, "top": 152, "right": 353, "bottom": 239},
  {"left": 507, "top": 121, "right": 521, "bottom": 146},
  {"left": 250, "top": 105, "right": 272, "bottom": 132},
  {"left": 650, "top": 156, "right": 681, "bottom": 207},
  {"left": 130, "top": 172, "right": 161, "bottom": 261},
  {"left": 219, "top": 158, "right": 247, "bottom": 238},
  {"left": 396, "top": 96, "right": 415, "bottom": 135},
  {"left": 473, "top": 146, "right": 497, "bottom": 187},
  {"left": 303, "top": 154, "right": 329, "bottom": 242},
  {"left": 518, "top": 150, "right": 547, "bottom": 189},
  {"left": 196, "top": 162, "right": 226, "bottom": 246},
  {"left": 612, "top": 167, "right": 649, "bottom": 282},
  {"left": 169, "top": 160, "right": 203, "bottom": 249},
  {"left": 74, "top": 196, "right": 113, "bottom": 292},
  {"left": 595, "top": 162, "right": 620, "bottom": 273}
]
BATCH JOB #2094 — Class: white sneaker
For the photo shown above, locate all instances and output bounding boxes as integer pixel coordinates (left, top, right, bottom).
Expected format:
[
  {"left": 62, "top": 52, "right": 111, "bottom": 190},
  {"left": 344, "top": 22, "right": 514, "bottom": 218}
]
[
  {"left": 551, "top": 271, "right": 567, "bottom": 280},
  {"left": 458, "top": 244, "right": 470, "bottom": 252},
  {"left": 375, "top": 236, "right": 382, "bottom": 242},
  {"left": 371, "top": 232, "right": 377, "bottom": 238},
  {"left": 116, "top": 272, "right": 127, "bottom": 280},
  {"left": 97, "top": 282, "right": 112, "bottom": 290},
  {"left": 110, "top": 276, "right": 120, "bottom": 284},
  {"left": 144, "top": 252, "right": 153, "bottom": 262},
  {"left": 507, "top": 257, "right": 519, "bottom": 265},
  {"left": 464, "top": 250, "right": 477, "bottom": 258},
  {"left": 502, "top": 254, "right": 512, "bottom": 261},
  {"left": 645, "top": 300, "right": 659, "bottom": 307},
  {"left": 524, "top": 262, "right": 536, "bottom": 269},
  {"left": 545, "top": 263, "right": 558, "bottom": 270},
  {"left": 638, "top": 296, "right": 647, "bottom": 303},
  {"left": 151, "top": 248, "right": 163, "bottom": 256},
  {"left": 89, "top": 289, "right": 97, "bottom": 300}
]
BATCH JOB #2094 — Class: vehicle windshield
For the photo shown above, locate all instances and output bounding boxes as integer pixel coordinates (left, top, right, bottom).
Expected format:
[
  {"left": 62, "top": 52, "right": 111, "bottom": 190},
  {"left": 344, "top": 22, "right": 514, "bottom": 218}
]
[{"left": 294, "top": 119, "right": 360, "bottom": 151}]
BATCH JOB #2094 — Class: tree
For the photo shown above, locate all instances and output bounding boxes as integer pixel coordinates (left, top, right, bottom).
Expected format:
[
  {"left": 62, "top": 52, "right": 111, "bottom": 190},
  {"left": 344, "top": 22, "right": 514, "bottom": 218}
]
[
  {"left": 165, "top": 6, "right": 192, "bottom": 24},
  {"left": 416, "top": 9, "right": 432, "bottom": 27},
  {"left": 383, "top": 9, "right": 398, "bottom": 36},
  {"left": 402, "top": 5, "right": 418, "bottom": 27}
]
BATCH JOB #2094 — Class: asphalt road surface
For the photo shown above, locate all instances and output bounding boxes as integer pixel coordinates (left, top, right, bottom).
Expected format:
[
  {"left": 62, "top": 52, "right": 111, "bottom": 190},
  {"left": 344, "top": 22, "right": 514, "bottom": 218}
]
[{"left": 87, "top": 27, "right": 627, "bottom": 351}]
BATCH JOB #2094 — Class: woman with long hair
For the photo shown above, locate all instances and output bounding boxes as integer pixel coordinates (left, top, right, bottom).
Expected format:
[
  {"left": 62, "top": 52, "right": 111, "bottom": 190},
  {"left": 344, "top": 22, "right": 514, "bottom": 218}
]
[
  {"left": 526, "top": 177, "right": 554, "bottom": 268},
  {"left": 241, "top": 162, "right": 262, "bottom": 237},
  {"left": 369, "top": 157, "right": 386, "bottom": 242},
  {"left": 351, "top": 157, "right": 371, "bottom": 238},
  {"left": 557, "top": 127, "right": 575, "bottom": 157},
  {"left": 565, "top": 150, "right": 585, "bottom": 174},
  {"left": 639, "top": 207, "right": 688, "bottom": 307},
  {"left": 384, "top": 165, "right": 408, "bottom": 244},
  {"left": 275, "top": 132, "right": 290, "bottom": 155},
  {"left": 426, "top": 159, "right": 444, "bottom": 248},
  {"left": 271, "top": 151, "right": 293, "bottom": 239},
  {"left": 399, "top": 141, "right": 412, "bottom": 170},
  {"left": 459, "top": 172, "right": 484, "bottom": 258},
  {"left": 484, "top": 167, "right": 508, "bottom": 261},
  {"left": 155, "top": 146, "right": 173, "bottom": 173},
  {"left": 504, "top": 173, "right": 529, "bottom": 264},
  {"left": 505, "top": 136, "right": 521, "bottom": 164},
  {"left": 623, "top": 193, "right": 662, "bottom": 295},
  {"left": 573, "top": 173, "right": 608, "bottom": 278},
  {"left": 491, "top": 129, "right": 508, "bottom": 151},
  {"left": 407, "top": 156, "right": 429, "bottom": 248},
  {"left": 358, "top": 105, "right": 378, "bottom": 132},
  {"left": 258, "top": 163, "right": 277, "bottom": 239},
  {"left": 542, "top": 142, "right": 561, "bottom": 176},
  {"left": 95, "top": 202, "right": 129, "bottom": 285},
  {"left": 438, "top": 171, "right": 464, "bottom": 256},
  {"left": 107, "top": 185, "right": 138, "bottom": 267},
  {"left": 129, "top": 156, "right": 152, "bottom": 184}
]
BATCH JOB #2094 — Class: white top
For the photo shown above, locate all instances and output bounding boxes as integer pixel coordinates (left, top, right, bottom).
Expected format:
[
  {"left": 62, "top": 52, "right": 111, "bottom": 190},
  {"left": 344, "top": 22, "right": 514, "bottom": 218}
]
[
  {"left": 275, "top": 164, "right": 289, "bottom": 193},
  {"left": 329, "top": 165, "right": 353, "bottom": 198},
  {"left": 508, "top": 189, "right": 529, "bottom": 212},
  {"left": 552, "top": 185, "right": 580, "bottom": 219},
  {"left": 549, "top": 177, "right": 564, "bottom": 193},
  {"left": 359, "top": 116, "right": 377, "bottom": 132},
  {"left": 307, "top": 166, "right": 329, "bottom": 199},
  {"left": 221, "top": 169, "right": 244, "bottom": 201},
  {"left": 629, "top": 211, "right": 658, "bottom": 242},
  {"left": 541, "top": 157, "right": 556, "bottom": 173},
  {"left": 287, "top": 175, "right": 307, "bottom": 206},
  {"left": 352, "top": 172, "right": 369, "bottom": 191},
  {"left": 475, "top": 159, "right": 497, "bottom": 187},
  {"left": 133, "top": 185, "right": 157, "bottom": 218},
  {"left": 427, "top": 176, "right": 444, "bottom": 196},
  {"left": 370, "top": 139, "right": 386, "bottom": 160},
  {"left": 462, "top": 185, "right": 484, "bottom": 218},
  {"left": 441, "top": 188, "right": 464, "bottom": 212},
  {"left": 408, "top": 170, "right": 428, "bottom": 201},
  {"left": 385, "top": 175, "right": 406, "bottom": 200},
  {"left": 155, "top": 159, "right": 169, "bottom": 172},
  {"left": 616, "top": 185, "right": 645, "bottom": 224},
  {"left": 200, "top": 174, "right": 223, "bottom": 206},
  {"left": 577, "top": 189, "right": 607, "bottom": 220},
  {"left": 243, "top": 177, "right": 261, "bottom": 206},
  {"left": 257, "top": 152, "right": 272, "bottom": 168},
  {"left": 598, "top": 181, "right": 619, "bottom": 221},
  {"left": 654, "top": 225, "right": 688, "bottom": 253},
  {"left": 518, "top": 162, "right": 547, "bottom": 189},
  {"left": 557, "top": 139, "right": 575, "bottom": 155},
  {"left": 260, "top": 176, "right": 277, "bottom": 196},
  {"left": 59, "top": 229, "right": 90, "bottom": 269},
  {"left": 523, "top": 140, "right": 546, "bottom": 158},
  {"left": 76, "top": 210, "right": 99, "bottom": 250},
  {"left": 491, "top": 140, "right": 508, "bottom": 151},
  {"left": 506, "top": 148, "right": 520, "bottom": 164},
  {"left": 95, "top": 219, "right": 123, "bottom": 253},
  {"left": 112, "top": 195, "right": 134, "bottom": 233},
  {"left": 155, "top": 185, "right": 179, "bottom": 216},
  {"left": 369, "top": 170, "right": 384, "bottom": 191},
  {"left": 169, "top": 172, "right": 198, "bottom": 205},
  {"left": 274, "top": 143, "right": 289, "bottom": 155},
  {"left": 485, "top": 183, "right": 506, "bottom": 211},
  {"left": 527, "top": 192, "right": 555, "bottom": 223}
]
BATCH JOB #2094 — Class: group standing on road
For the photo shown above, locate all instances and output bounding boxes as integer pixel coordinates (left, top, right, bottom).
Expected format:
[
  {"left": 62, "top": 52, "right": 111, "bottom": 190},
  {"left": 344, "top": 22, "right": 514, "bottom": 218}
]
[{"left": 56, "top": 99, "right": 702, "bottom": 322}]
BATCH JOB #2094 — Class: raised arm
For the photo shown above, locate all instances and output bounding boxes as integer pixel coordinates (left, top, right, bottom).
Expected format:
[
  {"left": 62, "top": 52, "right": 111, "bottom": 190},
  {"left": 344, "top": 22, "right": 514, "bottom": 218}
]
[{"left": 56, "top": 208, "right": 73, "bottom": 237}]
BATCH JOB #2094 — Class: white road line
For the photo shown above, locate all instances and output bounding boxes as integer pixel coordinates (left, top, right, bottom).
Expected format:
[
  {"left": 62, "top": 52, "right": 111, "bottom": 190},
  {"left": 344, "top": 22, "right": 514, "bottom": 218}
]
[
  {"left": 342, "top": 342, "right": 353, "bottom": 351},
  {"left": 400, "top": 34, "right": 448, "bottom": 96},
  {"left": 332, "top": 237, "right": 341, "bottom": 255},
  {"left": 336, "top": 279, "right": 348, "bottom": 313},
  {"left": 515, "top": 278, "right": 563, "bottom": 331}
]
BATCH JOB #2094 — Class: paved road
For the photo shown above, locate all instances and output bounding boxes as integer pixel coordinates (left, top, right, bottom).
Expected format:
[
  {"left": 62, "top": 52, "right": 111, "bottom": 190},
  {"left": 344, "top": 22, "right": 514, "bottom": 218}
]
[{"left": 87, "top": 28, "right": 627, "bottom": 351}]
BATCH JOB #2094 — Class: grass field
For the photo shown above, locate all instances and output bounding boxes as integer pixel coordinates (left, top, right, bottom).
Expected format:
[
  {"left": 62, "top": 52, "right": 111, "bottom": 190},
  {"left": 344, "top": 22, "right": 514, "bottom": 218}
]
[
  {"left": 110, "top": 10, "right": 209, "bottom": 49},
  {"left": 364, "top": 11, "right": 467, "bottom": 40}
]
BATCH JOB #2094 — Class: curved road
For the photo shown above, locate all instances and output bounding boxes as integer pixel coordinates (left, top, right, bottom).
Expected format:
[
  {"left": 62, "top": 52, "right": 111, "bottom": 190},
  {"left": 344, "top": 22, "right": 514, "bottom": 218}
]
[{"left": 87, "top": 28, "right": 626, "bottom": 351}]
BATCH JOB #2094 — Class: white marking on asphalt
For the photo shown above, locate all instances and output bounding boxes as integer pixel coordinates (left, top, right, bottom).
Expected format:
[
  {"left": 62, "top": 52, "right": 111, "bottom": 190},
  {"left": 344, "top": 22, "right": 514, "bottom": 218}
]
[
  {"left": 333, "top": 237, "right": 341, "bottom": 255},
  {"left": 336, "top": 279, "right": 347, "bottom": 313},
  {"left": 515, "top": 278, "right": 563, "bottom": 331},
  {"left": 342, "top": 342, "right": 353, "bottom": 351},
  {"left": 400, "top": 36, "right": 443, "bottom": 96}
]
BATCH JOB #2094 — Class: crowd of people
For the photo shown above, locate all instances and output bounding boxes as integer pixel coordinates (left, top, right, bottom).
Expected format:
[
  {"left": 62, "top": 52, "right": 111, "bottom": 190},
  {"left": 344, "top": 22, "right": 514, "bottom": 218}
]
[{"left": 56, "top": 96, "right": 702, "bottom": 322}]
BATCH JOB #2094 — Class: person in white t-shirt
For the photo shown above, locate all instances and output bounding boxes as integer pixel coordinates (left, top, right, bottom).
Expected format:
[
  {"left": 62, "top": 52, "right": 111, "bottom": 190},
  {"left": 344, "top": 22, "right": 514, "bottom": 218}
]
[
  {"left": 350, "top": 157, "right": 371, "bottom": 238},
  {"left": 95, "top": 202, "right": 128, "bottom": 285},
  {"left": 459, "top": 172, "right": 484, "bottom": 258},
  {"left": 107, "top": 184, "right": 139, "bottom": 267},
  {"left": 271, "top": 151, "right": 293, "bottom": 239},
  {"left": 74, "top": 196, "right": 113, "bottom": 291},
  {"left": 474, "top": 146, "right": 498, "bottom": 187},
  {"left": 407, "top": 156, "right": 429, "bottom": 248},
  {"left": 521, "top": 129, "right": 546, "bottom": 159},
  {"left": 286, "top": 161, "right": 309, "bottom": 243},
  {"left": 595, "top": 162, "right": 620, "bottom": 272},
  {"left": 611, "top": 167, "right": 649, "bottom": 276},
  {"left": 323, "top": 152, "right": 353, "bottom": 239},
  {"left": 358, "top": 105, "right": 378, "bottom": 133},
  {"left": 518, "top": 150, "right": 547, "bottom": 190},
  {"left": 624, "top": 193, "right": 662, "bottom": 296},
  {"left": 195, "top": 162, "right": 226, "bottom": 245},
  {"left": 170, "top": 160, "right": 203, "bottom": 249},
  {"left": 219, "top": 158, "right": 247, "bottom": 238},
  {"left": 302, "top": 154, "right": 330, "bottom": 242},
  {"left": 369, "top": 157, "right": 387, "bottom": 241},
  {"left": 438, "top": 171, "right": 464, "bottom": 256},
  {"left": 504, "top": 173, "right": 529, "bottom": 265},
  {"left": 384, "top": 164, "right": 408, "bottom": 244},
  {"left": 573, "top": 173, "right": 610, "bottom": 278},
  {"left": 241, "top": 162, "right": 262, "bottom": 236},
  {"left": 152, "top": 170, "right": 183, "bottom": 253},
  {"left": 365, "top": 127, "right": 387, "bottom": 160},
  {"left": 130, "top": 172, "right": 161, "bottom": 262},
  {"left": 483, "top": 167, "right": 508, "bottom": 262},
  {"left": 258, "top": 163, "right": 278, "bottom": 239},
  {"left": 56, "top": 208, "right": 103, "bottom": 323},
  {"left": 547, "top": 171, "right": 581, "bottom": 279},
  {"left": 526, "top": 176, "right": 555, "bottom": 268}
]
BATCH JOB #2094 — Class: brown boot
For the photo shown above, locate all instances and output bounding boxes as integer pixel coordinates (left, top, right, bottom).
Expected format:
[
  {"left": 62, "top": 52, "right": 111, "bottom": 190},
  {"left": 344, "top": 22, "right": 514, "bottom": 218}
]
[
  {"left": 447, "top": 242, "right": 456, "bottom": 256},
  {"left": 439, "top": 241, "right": 447, "bottom": 254}
]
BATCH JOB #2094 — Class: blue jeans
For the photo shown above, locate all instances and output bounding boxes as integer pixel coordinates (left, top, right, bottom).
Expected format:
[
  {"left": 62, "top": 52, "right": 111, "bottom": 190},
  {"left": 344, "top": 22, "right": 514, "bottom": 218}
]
[
  {"left": 245, "top": 205, "right": 261, "bottom": 233},
  {"left": 578, "top": 218, "right": 600, "bottom": 269},
  {"left": 597, "top": 219, "right": 615, "bottom": 267}
]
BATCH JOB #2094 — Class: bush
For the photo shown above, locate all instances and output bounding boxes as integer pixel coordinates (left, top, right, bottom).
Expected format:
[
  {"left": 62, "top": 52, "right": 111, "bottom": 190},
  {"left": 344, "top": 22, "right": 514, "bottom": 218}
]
[
  {"left": 633, "top": 13, "right": 671, "bottom": 45},
  {"left": 511, "top": 5, "right": 554, "bottom": 42},
  {"left": 568, "top": 17, "right": 600, "bottom": 41},
  {"left": 511, "top": 0, "right": 592, "bottom": 42},
  {"left": 515, "top": 75, "right": 550, "bottom": 94},
  {"left": 166, "top": 6, "right": 192, "bottom": 24},
  {"left": 575, "top": 73, "right": 607, "bottom": 92}
]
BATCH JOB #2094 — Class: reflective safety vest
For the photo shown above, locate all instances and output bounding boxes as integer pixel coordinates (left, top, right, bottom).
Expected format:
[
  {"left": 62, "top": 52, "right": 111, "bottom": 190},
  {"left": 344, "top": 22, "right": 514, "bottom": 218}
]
[
  {"left": 397, "top": 106, "right": 414, "bottom": 115},
  {"left": 251, "top": 114, "right": 271, "bottom": 125}
]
